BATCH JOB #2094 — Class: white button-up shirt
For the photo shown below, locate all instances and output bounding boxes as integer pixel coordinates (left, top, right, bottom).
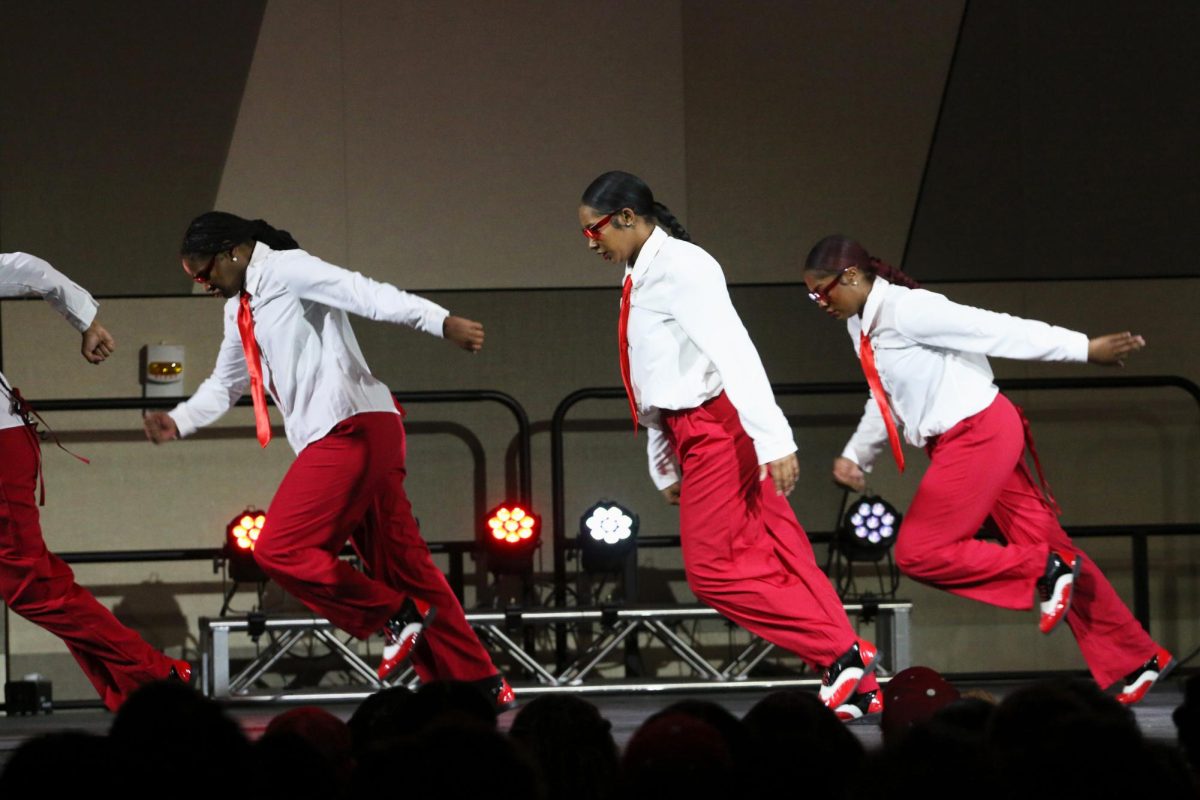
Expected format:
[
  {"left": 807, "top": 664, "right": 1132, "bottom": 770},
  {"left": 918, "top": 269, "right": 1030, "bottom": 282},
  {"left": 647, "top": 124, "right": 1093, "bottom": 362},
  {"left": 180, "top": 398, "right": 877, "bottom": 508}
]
[
  {"left": 0, "top": 252, "right": 99, "bottom": 431},
  {"left": 625, "top": 227, "right": 796, "bottom": 489},
  {"left": 841, "top": 278, "right": 1089, "bottom": 471},
  {"left": 170, "top": 242, "right": 449, "bottom": 454}
]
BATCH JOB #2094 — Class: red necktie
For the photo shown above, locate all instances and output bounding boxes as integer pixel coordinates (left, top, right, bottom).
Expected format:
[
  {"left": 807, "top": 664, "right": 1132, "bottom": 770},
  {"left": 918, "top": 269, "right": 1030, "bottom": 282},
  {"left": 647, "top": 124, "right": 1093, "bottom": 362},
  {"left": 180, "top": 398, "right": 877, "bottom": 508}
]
[
  {"left": 617, "top": 275, "right": 638, "bottom": 432},
  {"left": 237, "top": 292, "right": 272, "bottom": 448},
  {"left": 859, "top": 331, "right": 904, "bottom": 472}
]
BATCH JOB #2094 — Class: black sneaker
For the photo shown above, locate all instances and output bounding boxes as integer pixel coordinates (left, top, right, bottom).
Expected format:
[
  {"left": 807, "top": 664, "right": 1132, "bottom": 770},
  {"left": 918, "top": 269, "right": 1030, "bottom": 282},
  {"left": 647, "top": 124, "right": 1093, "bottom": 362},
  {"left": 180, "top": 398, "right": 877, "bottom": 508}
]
[
  {"left": 1037, "top": 550, "right": 1081, "bottom": 633},
  {"left": 819, "top": 639, "right": 879, "bottom": 710}
]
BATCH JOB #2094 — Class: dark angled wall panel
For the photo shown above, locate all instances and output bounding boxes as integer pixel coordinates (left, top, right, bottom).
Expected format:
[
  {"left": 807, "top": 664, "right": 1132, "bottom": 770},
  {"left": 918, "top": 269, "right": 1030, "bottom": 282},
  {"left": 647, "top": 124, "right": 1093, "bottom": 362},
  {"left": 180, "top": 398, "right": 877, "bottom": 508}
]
[
  {"left": 0, "top": 0, "right": 266, "bottom": 294},
  {"left": 681, "top": 1, "right": 963, "bottom": 279},
  {"left": 906, "top": 1, "right": 1200, "bottom": 280}
]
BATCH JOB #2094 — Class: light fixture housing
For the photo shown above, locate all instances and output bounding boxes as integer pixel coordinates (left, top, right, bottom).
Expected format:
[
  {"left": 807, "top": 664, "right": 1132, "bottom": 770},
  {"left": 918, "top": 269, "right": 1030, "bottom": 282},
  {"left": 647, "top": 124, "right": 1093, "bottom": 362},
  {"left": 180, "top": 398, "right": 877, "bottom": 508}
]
[
  {"left": 483, "top": 503, "right": 540, "bottom": 574},
  {"left": 838, "top": 495, "right": 901, "bottom": 563},
  {"left": 225, "top": 508, "right": 268, "bottom": 582},
  {"left": 579, "top": 500, "right": 639, "bottom": 574}
]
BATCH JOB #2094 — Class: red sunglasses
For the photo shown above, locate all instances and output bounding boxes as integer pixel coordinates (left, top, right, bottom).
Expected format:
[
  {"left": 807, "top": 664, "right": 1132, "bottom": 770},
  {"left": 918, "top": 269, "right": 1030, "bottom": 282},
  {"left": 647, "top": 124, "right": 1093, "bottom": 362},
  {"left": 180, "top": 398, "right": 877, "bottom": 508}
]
[
  {"left": 807, "top": 267, "right": 849, "bottom": 304},
  {"left": 582, "top": 213, "right": 616, "bottom": 241},
  {"left": 182, "top": 254, "right": 217, "bottom": 284}
]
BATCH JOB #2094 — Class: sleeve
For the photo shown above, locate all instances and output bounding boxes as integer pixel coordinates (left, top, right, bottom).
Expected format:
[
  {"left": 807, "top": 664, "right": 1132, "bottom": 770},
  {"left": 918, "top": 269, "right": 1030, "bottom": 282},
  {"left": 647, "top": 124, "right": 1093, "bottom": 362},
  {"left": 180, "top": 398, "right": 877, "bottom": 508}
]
[
  {"left": 666, "top": 252, "right": 796, "bottom": 465},
  {"left": 0, "top": 252, "right": 98, "bottom": 332},
  {"left": 841, "top": 397, "right": 889, "bottom": 473},
  {"left": 168, "top": 305, "right": 250, "bottom": 437},
  {"left": 646, "top": 427, "right": 681, "bottom": 490},
  {"left": 281, "top": 252, "right": 449, "bottom": 337},
  {"left": 893, "top": 290, "right": 1089, "bottom": 363}
]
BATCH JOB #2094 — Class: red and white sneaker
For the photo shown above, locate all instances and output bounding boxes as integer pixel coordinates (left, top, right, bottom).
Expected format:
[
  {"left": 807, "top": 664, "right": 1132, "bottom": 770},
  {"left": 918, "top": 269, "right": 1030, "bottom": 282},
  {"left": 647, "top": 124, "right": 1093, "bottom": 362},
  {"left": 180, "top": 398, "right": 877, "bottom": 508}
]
[
  {"left": 473, "top": 674, "right": 518, "bottom": 712},
  {"left": 1037, "top": 550, "right": 1082, "bottom": 634},
  {"left": 835, "top": 689, "right": 884, "bottom": 722},
  {"left": 377, "top": 597, "right": 436, "bottom": 681},
  {"left": 1117, "top": 646, "right": 1175, "bottom": 706},
  {"left": 819, "top": 639, "right": 879, "bottom": 710}
]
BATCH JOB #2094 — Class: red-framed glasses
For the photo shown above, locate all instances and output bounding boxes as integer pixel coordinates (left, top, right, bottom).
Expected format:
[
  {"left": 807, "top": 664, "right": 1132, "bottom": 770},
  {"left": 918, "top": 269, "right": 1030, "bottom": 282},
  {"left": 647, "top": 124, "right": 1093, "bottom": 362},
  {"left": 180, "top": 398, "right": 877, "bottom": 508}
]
[
  {"left": 182, "top": 254, "right": 217, "bottom": 284},
  {"left": 582, "top": 213, "right": 616, "bottom": 241},
  {"left": 807, "top": 267, "right": 849, "bottom": 304}
]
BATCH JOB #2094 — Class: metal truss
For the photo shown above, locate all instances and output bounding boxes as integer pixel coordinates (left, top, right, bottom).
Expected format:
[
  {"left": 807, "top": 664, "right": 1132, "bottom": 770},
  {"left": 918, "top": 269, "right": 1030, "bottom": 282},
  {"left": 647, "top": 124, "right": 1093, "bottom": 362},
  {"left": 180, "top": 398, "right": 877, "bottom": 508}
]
[{"left": 199, "top": 602, "right": 911, "bottom": 701}]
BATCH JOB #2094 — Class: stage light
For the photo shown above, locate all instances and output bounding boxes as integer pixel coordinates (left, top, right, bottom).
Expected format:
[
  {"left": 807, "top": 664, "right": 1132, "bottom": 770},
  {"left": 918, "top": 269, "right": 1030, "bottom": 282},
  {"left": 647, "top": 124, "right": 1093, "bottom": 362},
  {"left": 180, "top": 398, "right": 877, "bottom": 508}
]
[
  {"left": 225, "top": 508, "right": 268, "bottom": 583},
  {"left": 579, "top": 500, "right": 639, "bottom": 574},
  {"left": 838, "top": 495, "right": 901, "bottom": 563},
  {"left": 483, "top": 503, "right": 540, "bottom": 574}
]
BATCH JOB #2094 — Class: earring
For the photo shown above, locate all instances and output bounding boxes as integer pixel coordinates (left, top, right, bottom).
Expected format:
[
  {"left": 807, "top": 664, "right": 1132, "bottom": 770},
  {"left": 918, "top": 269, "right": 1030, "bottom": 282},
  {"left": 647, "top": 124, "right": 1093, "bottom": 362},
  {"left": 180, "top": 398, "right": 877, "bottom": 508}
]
[{"left": 232, "top": 257, "right": 238, "bottom": 263}]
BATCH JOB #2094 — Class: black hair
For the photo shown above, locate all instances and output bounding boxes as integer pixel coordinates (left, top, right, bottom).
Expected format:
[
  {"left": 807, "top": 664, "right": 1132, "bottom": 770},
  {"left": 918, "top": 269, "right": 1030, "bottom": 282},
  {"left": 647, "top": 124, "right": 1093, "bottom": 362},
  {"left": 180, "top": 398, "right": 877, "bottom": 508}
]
[
  {"left": 581, "top": 170, "right": 692, "bottom": 242},
  {"left": 180, "top": 211, "right": 300, "bottom": 256},
  {"left": 803, "top": 234, "right": 920, "bottom": 289}
]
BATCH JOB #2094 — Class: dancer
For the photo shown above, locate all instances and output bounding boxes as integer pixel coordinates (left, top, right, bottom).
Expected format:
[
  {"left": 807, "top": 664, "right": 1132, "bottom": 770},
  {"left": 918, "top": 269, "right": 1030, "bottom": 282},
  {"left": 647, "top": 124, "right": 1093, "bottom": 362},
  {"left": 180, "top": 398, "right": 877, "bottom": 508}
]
[
  {"left": 142, "top": 213, "right": 513, "bottom": 709},
  {"left": 579, "top": 173, "right": 880, "bottom": 716},
  {"left": 0, "top": 251, "right": 189, "bottom": 711},
  {"left": 802, "top": 234, "right": 1170, "bottom": 704}
]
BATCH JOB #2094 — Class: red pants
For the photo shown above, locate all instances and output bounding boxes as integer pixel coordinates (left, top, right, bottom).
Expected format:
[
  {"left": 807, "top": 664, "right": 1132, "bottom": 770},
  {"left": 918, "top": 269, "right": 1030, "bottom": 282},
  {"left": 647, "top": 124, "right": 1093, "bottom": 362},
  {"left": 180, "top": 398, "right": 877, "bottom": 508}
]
[
  {"left": 663, "top": 392, "right": 879, "bottom": 690},
  {"left": 897, "top": 393, "right": 1156, "bottom": 687},
  {"left": 0, "top": 426, "right": 174, "bottom": 711},
  {"left": 253, "top": 411, "right": 497, "bottom": 683}
]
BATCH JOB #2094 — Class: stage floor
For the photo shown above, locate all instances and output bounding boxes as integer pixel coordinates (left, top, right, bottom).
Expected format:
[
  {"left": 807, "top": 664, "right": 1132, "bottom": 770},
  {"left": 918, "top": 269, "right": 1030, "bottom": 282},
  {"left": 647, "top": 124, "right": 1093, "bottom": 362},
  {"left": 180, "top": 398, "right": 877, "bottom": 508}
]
[{"left": 0, "top": 680, "right": 1185, "bottom": 769}]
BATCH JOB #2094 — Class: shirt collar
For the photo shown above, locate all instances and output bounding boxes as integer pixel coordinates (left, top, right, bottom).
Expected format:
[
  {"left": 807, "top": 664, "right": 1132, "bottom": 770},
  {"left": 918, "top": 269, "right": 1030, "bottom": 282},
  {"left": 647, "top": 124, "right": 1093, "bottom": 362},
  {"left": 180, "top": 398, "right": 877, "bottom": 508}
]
[
  {"left": 623, "top": 226, "right": 670, "bottom": 284},
  {"left": 241, "top": 240, "right": 273, "bottom": 297},
  {"left": 858, "top": 276, "right": 891, "bottom": 335}
]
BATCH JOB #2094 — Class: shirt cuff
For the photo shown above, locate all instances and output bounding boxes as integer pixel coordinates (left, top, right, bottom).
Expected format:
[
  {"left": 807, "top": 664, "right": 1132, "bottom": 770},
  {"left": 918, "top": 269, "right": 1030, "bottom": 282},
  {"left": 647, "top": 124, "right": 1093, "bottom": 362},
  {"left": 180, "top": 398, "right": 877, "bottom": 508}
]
[
  {"left": 650, "top": 461, "right": 681, "bottom": 491},
  {"left": 840, "top": 444, "right": 874, "bottom": 473},
  {"left": 1067, "top": 331, "right": 1090, "bottom": 363},
  {"left": 169, "top": 405, "right": 198, "bottom": 439},
  {"left": 753, "top": 437, "right": 797, "bottom": 466},
  {"left": 423, "top": 306, "right": 450, "bottom": 338},
  {"left": 71, "top": 301, "right": 99, "bottom": 334}
]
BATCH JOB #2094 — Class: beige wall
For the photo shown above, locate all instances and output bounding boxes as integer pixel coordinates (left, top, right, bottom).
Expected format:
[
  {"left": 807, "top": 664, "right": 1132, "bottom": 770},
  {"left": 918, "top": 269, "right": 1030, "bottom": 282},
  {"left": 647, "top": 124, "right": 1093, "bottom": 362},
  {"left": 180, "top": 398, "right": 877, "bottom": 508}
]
[
  {"left": 210, "top": 0, "right": 958, "bottom": 290},
  {"left": 215, "top": 0, "right": 691, "bottom": 289},
  {"left": 682, "top": 1, "right": 962, "bottom": 274},
  {"left": 3, "top": 276, "right": 1197, "bottom": 697}
]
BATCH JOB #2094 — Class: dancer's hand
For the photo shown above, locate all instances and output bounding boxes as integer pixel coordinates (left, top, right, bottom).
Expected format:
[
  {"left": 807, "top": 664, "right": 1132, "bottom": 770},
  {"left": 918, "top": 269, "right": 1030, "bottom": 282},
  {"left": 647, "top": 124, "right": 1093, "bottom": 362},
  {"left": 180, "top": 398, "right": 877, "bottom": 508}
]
[
  {"left": 143, "top": 411, "right": 179, "bottom": 444},
  {"left": 660, "top": 481, "right": 681, "bottom": 505},
  {"left": 832, "top": 456, "right": 866, "bottom": 492},
  {"left": 1088, "top": 332, "right": 1145, "bottom": 366},
  {"left": 444, "top": 316, "right": 485, "bottom": 353},
  {"left": 759, "top": 453, "right": 799, "bottom": 497},
  {"left": 81, "top": 320, "right": 116, "bottom": 363}
]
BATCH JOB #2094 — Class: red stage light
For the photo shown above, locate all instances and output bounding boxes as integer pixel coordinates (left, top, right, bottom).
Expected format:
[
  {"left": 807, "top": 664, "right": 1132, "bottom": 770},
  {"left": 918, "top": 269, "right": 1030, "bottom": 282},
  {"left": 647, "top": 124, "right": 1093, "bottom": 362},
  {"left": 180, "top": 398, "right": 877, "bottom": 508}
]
[
  {"left": 487, "top": 506, "right": 537, "bottom": 545},
  {"left": 225, "top": 507, "right": 268, "bottom": 583},
  {"left": 483, "top": 504, "right": 540, "bottom": 574}
]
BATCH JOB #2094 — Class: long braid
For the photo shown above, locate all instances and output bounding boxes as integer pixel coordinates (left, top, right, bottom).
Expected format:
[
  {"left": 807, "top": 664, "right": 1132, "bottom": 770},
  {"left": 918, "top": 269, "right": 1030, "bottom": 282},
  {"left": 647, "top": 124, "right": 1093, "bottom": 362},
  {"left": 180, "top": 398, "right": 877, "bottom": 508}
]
[
  {"left": 652, "top": 201, "right": 691, "bottom": 242},
  {"left": 867, "top": 256, "right": 920, "bottom": 289}
]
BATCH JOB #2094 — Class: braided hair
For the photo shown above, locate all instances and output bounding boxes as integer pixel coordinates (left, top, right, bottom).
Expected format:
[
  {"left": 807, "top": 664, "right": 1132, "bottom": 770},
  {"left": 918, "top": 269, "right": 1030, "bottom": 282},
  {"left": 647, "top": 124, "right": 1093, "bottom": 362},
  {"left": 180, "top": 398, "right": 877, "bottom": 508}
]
[
  {"left": 181, "top": 211, "right": 300, "bottom": 256},
  {"left": 581, "top": 171, "right": 692, "bottom": 242},
  {"left": 803, "top": 234, "right": 920, "bottom": 289}
]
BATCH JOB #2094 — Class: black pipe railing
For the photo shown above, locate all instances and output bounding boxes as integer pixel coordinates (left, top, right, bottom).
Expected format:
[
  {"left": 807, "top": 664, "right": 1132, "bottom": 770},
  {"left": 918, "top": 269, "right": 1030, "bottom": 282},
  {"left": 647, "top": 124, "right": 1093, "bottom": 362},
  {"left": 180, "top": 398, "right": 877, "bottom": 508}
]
[
  {"left": 27, "top": 388, "right": 533, "bottom": 504},
  {"left": 550, "top": 375, "right": 1200, "bottom": 659},
  {"left": 53, "top": 542, "right": 480, "bottom": 604}
]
